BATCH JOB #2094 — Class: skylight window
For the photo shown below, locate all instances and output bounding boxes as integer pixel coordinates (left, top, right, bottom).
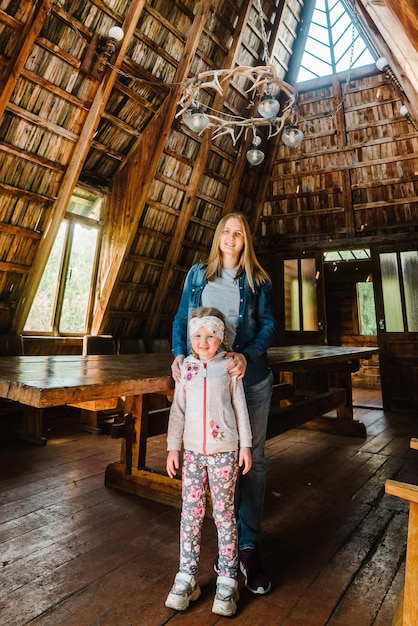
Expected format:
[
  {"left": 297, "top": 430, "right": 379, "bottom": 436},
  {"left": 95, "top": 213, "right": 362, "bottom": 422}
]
[
  {"left": 324, "top": 249, "right": 371, "bottom": 262},
  {"left": 297, "top": 0, "right": 375, "bottom": 82}
]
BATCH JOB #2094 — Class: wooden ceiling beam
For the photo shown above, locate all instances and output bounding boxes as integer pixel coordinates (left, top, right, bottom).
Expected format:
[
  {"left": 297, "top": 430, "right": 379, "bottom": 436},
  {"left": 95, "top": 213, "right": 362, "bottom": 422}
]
[
  {"left": 18, "top": 68, "right": 89, "bottom": 109},
  {"left": 12, "top": 0, "right": 147, "bottom": 333},
  {"left": 144, "top": 0, "right": 254, "bottom": 337},
  {"left": 0, "top": 260, "right": 31, "bottom": 273},
  {"left": 0, "top": 223, "right": 43, "bottom": 239},
  {"left": 356, "top": 0, "right": 418, "bottom": 121},
  {"left": 222, "top": 1, "right": 288, "bottom": 228},
  {"left": 5, "top": 102, "right": 79, "bottom": 141},
  {"left": 0, "top": 0, "right": 53, "bottom": 120},
  {"left": 0, "top": 10, "right": 20, "bottom": 30},
  {"left": 100, "top": 110, "right": 141, "bottom": 136},
  {"left": 90, "top": 140, "right": 124, "bottom": 161},
  {"left": 0, "top": 182, "right": 54, "bottom": 203},
  {"left": 91, "top": 0, "right": 209, "bottom": 335},
  {"left": 0, "top": 140, "right": 65, "bottom": 172}
]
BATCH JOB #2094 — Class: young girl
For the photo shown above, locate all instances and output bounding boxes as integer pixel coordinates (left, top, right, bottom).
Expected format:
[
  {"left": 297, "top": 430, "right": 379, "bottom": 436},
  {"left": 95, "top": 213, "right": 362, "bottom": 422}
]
[{"left": 165, "top": 307, "right": 252, "bottom": 617}]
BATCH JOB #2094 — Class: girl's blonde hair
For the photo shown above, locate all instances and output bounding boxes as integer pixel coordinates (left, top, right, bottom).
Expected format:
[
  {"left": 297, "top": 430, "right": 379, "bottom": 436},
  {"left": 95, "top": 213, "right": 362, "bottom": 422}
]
[
  {"left": 189, "top": 306, "right": 230, "bottom": 356},
  {"left": 203, "top": 212, "right": 270, "bottom": 292}
]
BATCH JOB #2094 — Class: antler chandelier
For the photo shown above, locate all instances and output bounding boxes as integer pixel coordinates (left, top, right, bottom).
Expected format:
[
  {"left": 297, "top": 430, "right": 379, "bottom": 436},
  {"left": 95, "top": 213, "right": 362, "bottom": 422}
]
[{"left": 176, "top": 64, "right": 303, "bottom": 165}]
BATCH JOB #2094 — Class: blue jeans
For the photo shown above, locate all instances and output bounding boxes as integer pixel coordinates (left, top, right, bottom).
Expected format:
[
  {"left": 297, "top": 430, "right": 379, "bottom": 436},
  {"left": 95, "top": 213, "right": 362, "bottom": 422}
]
[{"left": 236, "top": 371, "right": 273, "bottom": 550}]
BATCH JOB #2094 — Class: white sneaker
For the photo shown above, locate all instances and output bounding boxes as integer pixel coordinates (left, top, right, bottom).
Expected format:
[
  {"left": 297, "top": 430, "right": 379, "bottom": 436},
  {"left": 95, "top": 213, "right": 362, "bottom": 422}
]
[
  {"left": 165, "top": 572, "right": 201, "bottom": 611},
  {"left": 212, "top": 575, "right": 239, "bottom": 617}
]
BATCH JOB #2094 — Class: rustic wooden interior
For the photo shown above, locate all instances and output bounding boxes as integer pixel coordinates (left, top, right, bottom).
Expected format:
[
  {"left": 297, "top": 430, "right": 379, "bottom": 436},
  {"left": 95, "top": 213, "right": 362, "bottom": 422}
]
[
  {"left": 1, "top": 0, "right": 418, "bottom": 624},
  {"left": 1, "top": 0, "right": 418, "bottom": 410}
]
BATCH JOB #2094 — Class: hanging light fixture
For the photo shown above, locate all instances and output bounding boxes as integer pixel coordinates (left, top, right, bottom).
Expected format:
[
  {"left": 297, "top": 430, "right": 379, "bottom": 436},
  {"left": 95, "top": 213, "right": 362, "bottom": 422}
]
[
  {"left": 399, "top": 104, "right": 418, "bottom": 132},
  {"left": 258, "top": 91, "right": 280, "bottom": 118},
  {"left": 81, "top": 25, "right": 125, "bottom": 80},
  {"left": 182, "top": 108, "right": 209, "bottom": 133},
  {"left": 375, "top": 56, "right": 404, "bottom": 92},
  {"left": 282, "top": 124, "right": 304, "bottom": 148},
  {"left": 375, "top": 56, "right": 389, "bottom": 72},
  {"left": 246, "top": 133, "right": 265, "bottom": 166},
  {"left": 176, "top": 65, "right": 303, "bottom": 165},
  {"left": 108, "top": 26, "right": 124, "bottom": 42},
  {"left": 175, "top": 1, "right": 303, "bottom": 164}
]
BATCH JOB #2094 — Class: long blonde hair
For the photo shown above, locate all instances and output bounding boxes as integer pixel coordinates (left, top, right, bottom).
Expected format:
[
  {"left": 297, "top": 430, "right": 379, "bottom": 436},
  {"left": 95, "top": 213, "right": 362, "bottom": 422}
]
[{"left": 204, "top": 212, "right": 270, "bottom": 291}]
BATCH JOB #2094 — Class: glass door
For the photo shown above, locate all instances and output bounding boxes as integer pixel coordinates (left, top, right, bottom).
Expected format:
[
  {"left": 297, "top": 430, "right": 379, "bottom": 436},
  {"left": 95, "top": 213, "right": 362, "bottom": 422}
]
[
  {"left": 371, "top": 246, "right": 418, "bottom": 412},
  {"left": 278, "top": 252, "right": 326, "bottom": 345}
]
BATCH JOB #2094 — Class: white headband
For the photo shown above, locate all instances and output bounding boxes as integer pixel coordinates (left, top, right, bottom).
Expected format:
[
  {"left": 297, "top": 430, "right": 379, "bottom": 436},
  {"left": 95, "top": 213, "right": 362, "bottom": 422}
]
[{"left": 189, "top": 315, "right": 225, "bottom": 341}]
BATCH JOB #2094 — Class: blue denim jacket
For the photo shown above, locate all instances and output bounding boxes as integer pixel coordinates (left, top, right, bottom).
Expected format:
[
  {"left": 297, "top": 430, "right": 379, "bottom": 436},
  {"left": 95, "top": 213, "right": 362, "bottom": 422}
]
[{"left": 172, "top": 263, "right": 277, "bottom": 387}]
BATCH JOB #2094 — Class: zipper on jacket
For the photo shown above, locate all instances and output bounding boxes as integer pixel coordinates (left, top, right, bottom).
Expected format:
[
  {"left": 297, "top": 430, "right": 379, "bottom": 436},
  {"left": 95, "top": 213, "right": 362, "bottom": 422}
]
[{"left": 203, "top": 361, "right": 207, "bottom": 455}]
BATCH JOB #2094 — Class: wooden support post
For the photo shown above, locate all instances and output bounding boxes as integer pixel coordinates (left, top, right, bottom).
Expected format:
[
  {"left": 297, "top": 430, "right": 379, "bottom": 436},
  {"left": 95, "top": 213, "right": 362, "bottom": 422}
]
[
  {"left": 385, "top": 477, "right": 418, "bottom": 625},
  {"left": 22, "top": 406, "right": 46, "bottom": 445}
]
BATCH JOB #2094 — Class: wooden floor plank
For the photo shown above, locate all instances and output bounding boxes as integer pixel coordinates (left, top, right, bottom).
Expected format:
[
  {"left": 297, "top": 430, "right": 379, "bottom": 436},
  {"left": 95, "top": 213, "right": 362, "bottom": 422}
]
[
  {"left": 266, "top": 505, "right": 399, "bottom": 625},
  {"left": 327, "top": 510, "right": 408, "bottom": 625},
  {"left": 374, "top": 562, "right": 406, "bottom": 626},
  {"left": 1, "top": 389, "right": 417, "bottom": 625}
]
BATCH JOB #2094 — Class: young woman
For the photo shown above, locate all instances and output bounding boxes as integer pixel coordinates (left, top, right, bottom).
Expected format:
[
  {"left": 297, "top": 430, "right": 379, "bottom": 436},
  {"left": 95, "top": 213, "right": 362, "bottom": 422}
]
[
  {"left": 165, "top": 307, "right": 252, "bottom": 617},
  {"left": 171, "top": 213, "right": 277, "bottom": 595}
]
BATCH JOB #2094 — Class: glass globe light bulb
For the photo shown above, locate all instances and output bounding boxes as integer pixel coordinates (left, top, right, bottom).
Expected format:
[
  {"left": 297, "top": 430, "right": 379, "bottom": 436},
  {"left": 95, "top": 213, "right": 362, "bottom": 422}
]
[
  {"left": 375, "top": 56, "right": 388, "bottom": 71},
  {"left": 108, "top": 26, "right": 124, "bottom": 42},
  {"left": 246, "top": 145, "right": 265, "bottom": 166},
  {"left": 182, "top": 108, "right": 209, "bottom": 134},
  {"left": 258, "top": 94, "right": 280, "bottom": 119},
  {"left": 282, "top": 124, "right": 304, "bottom": 148},
  {"left": 400, "top": 105, "right": 409, "bottom": 117}
]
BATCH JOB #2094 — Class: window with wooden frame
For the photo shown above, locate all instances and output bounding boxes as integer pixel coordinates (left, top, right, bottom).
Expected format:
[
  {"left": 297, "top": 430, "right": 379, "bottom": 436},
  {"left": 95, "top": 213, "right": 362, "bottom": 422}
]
[
  {"left": 380, "top": 251, "right": 418, "bottom": 332},
  {"left": 24, "top": 189, "right": 102, "bottom": 336}
]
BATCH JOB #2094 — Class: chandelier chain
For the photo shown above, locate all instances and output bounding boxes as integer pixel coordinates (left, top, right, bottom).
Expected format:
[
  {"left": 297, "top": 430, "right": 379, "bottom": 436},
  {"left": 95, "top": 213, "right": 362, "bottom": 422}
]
[{"left": 256, "top": 0, "right": 271, "bottom": 65}]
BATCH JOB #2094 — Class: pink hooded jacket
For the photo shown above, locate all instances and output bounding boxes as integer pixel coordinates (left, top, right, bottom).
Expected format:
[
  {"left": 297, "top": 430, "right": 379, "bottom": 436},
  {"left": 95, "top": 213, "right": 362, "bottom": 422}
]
[{"left": 167, "top": 351, "right": 252, "bottom": 455}]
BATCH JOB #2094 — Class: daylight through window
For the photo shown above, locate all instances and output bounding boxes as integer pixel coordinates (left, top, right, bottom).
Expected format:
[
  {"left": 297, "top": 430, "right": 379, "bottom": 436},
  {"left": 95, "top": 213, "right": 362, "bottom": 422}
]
[
  {"left": 24, "top": 189, "right": 102, "bottom": 336},
  {"left": 297, "top": 0, "right": 375, "bottom": 82}
]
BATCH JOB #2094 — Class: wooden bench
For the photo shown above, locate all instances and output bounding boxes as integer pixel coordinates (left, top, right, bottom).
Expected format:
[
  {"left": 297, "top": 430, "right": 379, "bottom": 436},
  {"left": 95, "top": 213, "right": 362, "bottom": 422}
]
[
  {"left": 385, "top": 438, "right": 418, "bottom": 626},
  {"left": 267, "top": 383, "right": 347, "bottom": 439}
]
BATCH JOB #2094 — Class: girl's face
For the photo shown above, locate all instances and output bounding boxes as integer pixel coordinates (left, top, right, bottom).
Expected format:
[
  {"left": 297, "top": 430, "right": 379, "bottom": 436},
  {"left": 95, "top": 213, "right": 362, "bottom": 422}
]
[
  {"left": 219, "top": 217, "right": 245, "bottom": 264},
  {"left": 190, "top": 325, "right": 222, "bottom": 361}
]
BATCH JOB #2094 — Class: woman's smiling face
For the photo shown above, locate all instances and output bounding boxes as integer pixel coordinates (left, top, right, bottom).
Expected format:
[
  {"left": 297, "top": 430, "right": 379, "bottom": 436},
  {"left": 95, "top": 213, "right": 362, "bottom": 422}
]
[{"left": 219, "top": 217, "right": 245, "bottom": 264}]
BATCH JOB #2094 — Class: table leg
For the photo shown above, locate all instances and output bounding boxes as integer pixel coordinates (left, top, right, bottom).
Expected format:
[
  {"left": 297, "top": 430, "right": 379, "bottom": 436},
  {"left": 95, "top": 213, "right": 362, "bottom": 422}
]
[
  {"left": 22, "top": 407, "right": 46, "bottom": 445},
  {"left": 297, "top": 362, "right": 366, "bottom": 437},
  {"left": 105, "top": 393, "right": 182, "bottom": 510},
  {"left": 334, "top": 368, "right": 354, "bottom": 420},
  {"left": 269, "top": 362, "right": 366, "bottom": 438}
]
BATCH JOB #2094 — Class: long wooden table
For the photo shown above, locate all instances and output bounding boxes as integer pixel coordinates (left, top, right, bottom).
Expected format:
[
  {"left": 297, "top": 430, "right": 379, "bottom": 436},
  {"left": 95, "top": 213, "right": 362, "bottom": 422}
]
[
  {"left": 0, "top": 346, "right": 378, "bottom": 508},
  {"left": 267, "top": 345, "right": 379, "bottom": 439},
  {"left": 0, "top": 353, "right": 174, "bottom": 446}
]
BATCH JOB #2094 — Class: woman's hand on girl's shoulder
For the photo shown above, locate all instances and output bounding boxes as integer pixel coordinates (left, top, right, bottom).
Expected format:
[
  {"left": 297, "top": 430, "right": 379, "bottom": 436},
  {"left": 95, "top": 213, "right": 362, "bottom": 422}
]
[
  {"left": 171, "top": 355, "right": 184, "bottom": 383},
  {"left": 225, "top": 351, "right": 247, "bottom": 380}
]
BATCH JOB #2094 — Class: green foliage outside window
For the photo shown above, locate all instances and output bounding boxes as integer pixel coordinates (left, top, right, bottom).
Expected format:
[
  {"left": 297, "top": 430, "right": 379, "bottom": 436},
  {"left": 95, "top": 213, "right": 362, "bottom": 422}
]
[
  {"left": 357, "top": 282, "right": 377, "bottom": 335},
  {"left": 24, "top": 189, "right": 102, "bottom": 335}
]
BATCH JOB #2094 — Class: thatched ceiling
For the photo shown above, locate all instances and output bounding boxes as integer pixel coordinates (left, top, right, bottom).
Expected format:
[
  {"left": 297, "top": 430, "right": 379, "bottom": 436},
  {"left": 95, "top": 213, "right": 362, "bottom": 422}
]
[{"left": 0, "top": 0, "right": 418, "bottom": 340}]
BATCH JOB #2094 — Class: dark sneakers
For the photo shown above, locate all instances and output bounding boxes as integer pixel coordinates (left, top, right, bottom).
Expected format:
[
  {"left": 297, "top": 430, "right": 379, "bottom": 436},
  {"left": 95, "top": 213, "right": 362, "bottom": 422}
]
[{"left": 239, "top": 548, "right": 272, "bottom": 595}]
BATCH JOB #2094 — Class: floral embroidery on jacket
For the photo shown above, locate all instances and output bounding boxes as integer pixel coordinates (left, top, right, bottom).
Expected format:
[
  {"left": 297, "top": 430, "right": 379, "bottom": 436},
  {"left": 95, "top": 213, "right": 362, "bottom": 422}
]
[
  {"left": 210, "top": 420, "right": 225, "bottom": 441},
  {"left": 184, "top": 363, "right": 200, "bottom": 381}
]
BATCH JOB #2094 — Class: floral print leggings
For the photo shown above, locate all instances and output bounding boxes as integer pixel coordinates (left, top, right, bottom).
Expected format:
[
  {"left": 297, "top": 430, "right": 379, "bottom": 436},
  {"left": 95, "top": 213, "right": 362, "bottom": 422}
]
[{"left": 179, "top": 449, "right": 239, "bottom": 579}]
